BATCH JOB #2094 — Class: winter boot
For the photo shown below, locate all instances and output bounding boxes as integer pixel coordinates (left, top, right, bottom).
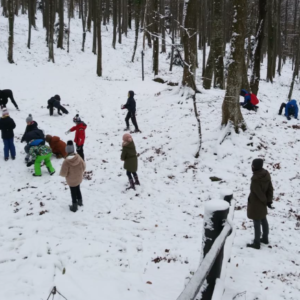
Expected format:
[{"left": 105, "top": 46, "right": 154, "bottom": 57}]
[
  {"left": 32, "top": 174, "right": 42, "bottom": 177},
  {"left": 134, "top": 128, "right": 140, "bottom": 133},
  {"left": 47, "top": 167, "right": 55, "bottom": 176},
  {"left": 69, "top": 202, "right": 78, "bottom": 212},
  {"left": 124, "top": 127, "right": 130, "bottom": 131},
  {"left": 78, "top": 199, "right": 83, "bottom": 206},
  {"left": 133, "top": 174, "right": 140, "bottom": 185},
  {"left": 126, "top": 178, "right": 135, "bottom": 190},
  {"left": 5, "top": 158, "right": 8, "bottom": 161},
  {"left": 246, "top": 242, "right": 260, "bottom": 250},
  {"left": 260, "top": 238, "right": 269, "bottom": 245}
]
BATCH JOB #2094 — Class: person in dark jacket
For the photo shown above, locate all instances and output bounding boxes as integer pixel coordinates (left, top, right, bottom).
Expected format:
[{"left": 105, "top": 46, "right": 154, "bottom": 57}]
[
  {"left": 0, "top": 109, "right": 16, "bottom": 161},
  {"left": 0, "top": 89, "right": 19, "bottom": 110},
  {"left": 65, "top": 114, "right": 87, "bottom": 160},
  {"left": 121, "top": 133, "right": 140, "bottom": 190},
  {"left": 21, "top": 114, "right": 45, "bottom": 162},
  {"left": 247, "top": 158, "right": 274, "bottom": 250},
  {"left": 47, "top": 95, "right": 69, "bottom": 116},
  {"left": 278, "top": 99, "right": 298, "bottom": 120},
  {"left": 121, "top": 91, "right": 140, "bottom": 132}
]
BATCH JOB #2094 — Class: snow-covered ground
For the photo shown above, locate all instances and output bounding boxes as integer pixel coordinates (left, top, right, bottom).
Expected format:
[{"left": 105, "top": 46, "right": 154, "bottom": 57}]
[{"left": 0, "top": 10, "right": 299, "bottom": 300}]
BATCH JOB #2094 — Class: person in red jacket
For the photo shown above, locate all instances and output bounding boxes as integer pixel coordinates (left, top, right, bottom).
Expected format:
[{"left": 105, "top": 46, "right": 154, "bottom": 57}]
[{"left": 65, "top": 114, "right": 87, "bottom": 160}]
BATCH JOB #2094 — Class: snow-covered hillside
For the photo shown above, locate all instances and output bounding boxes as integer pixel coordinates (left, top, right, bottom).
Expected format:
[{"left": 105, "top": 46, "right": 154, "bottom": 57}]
[{"left": 0, "top": 10, "right": 299, "bottom": 300}]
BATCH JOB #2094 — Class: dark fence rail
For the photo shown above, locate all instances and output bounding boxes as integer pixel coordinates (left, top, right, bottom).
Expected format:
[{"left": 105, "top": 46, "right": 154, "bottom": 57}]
[{"left": 177, "top": 191, "right": 235, "bottom": 300}]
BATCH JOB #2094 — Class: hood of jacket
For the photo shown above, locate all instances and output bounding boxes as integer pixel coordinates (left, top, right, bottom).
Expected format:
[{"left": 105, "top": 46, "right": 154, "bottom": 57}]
[
  {"left": 77, "top": 122, "right": 87, "bottom": 129},
  {"left": 252, "top": 168, "right": 271, "bottom": 182},
  {"left": 65, "top": 153, "right": 82, "bottom": 166},
  {"left": 51, "top": 136, "right": 61, "bottom": 143},
  {"left": 290, "top": 99, "right": 297, "bottom": 106}
]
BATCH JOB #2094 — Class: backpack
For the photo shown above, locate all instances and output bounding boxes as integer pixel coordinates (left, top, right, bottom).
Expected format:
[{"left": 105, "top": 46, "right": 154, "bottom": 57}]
[{"left": 250, "top": 94, "right": 259, "bottom": 105}]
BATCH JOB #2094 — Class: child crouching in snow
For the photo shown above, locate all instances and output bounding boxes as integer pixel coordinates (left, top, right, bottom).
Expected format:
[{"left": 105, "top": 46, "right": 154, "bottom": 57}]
[
  {"left": 60, "top": 141, "right": 86, "bottom": 212},
  {"left": 121, "top": 133, "right": 140, "bottom": 190},
  {"left": 26, "top": 140, "right": 55, "bottom": 176}
]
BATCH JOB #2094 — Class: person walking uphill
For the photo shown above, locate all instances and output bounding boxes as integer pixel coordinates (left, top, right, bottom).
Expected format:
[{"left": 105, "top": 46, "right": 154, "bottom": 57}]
[
  {"left": 121, "top": 90, "right": 140, "bottom": 133},
  {"left": 121, "top": 133, "right": 140, "bottom": 190},
  {"left": 47, "top": 95, "right": 69, "bottom": 116},
  {"left": 60, "top": 141, "right": 86, "bottom": 212},
  {"left": 66, "top": 114, "right": 87, "bottom": 160},
  {"left": 0, "top": 89, "right": 19, "bottom": 110},
  {"left": 0, "top": 109, "right": 16, "bottom": 161},
  {"left": 247, "top": 158, "right": 274, "bottom": 250},
  {"left": 278, "top": 99, "right": 298, "bottom": 120},
  {"left": 26, "top": 140, "right": 55, "bottom": 176}
]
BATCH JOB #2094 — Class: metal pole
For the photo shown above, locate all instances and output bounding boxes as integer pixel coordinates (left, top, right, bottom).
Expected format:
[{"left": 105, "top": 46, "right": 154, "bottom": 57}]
[{"left": 141, "top": 50, "right": 144, "bottom": 81}]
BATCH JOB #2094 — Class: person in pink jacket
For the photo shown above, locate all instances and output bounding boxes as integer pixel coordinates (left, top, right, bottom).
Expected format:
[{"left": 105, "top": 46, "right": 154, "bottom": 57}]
[{"left": 60, "top": 140, "right": 86, "bottom": 212}]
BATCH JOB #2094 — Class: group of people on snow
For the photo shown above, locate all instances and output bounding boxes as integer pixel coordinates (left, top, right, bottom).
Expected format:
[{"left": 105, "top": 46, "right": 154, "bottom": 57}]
[{"left": 0, "top": 89, "right": 140, "bottom": 212}]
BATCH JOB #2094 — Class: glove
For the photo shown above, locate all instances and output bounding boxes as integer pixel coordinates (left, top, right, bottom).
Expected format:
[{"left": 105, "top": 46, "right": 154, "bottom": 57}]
[
  {"left": 121, "top": 105, "right": 125, "bottom": 109},
  {"left": 287, "top": 116, "right": 291, "bottom": 120},
  {"left": 267, "top": 203, "right": 274, "bottom": 209},
  {"left": 27, "top": 161, "right": 34, "bottom": 167},
  {"left": 65, "top": 130, "right": 70, "bottom": 135}
]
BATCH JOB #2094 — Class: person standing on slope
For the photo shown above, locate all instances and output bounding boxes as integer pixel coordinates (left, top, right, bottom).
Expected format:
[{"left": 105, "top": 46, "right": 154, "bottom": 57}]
[
  {"left": 121, "top": 133, "right": 140, "bottom": 190},
  {"left": 0, "top": 109, "right": 16, "bottom": 161},
  {"left": 0, "top": 89, "right": 19, "bottom": 110},
  {"left": 122, "top": 90, "right": 140, "bottom": 133},
  {"left": 278, "top": 99, "right": 299, "bottom": 120},
  {"left": 65, "top": 114, "right": 87, "bottom": 160},
  {"left": 60, "top": 140, "right": 86, "bottom": 212},
  {"left": 247, "top": 158, "right": 274, "bottom": 250}
]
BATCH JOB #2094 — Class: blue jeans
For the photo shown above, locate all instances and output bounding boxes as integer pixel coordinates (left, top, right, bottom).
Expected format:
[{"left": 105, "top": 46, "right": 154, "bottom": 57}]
[{"left": 3, "top": 138, "right": 16, "bottom": 159}]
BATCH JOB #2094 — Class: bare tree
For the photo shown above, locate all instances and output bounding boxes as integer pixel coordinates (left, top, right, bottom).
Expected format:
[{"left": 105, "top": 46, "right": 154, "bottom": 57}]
[
  {"left": 221, "top": 0, "right": 246, "bottom": 133},
  {"left": 131, "top": 0, "right": 142, "bottom": 62},
  {"left": 7, "top": 0, "right": 14, "bottom": 63},
  {"left": 152, "top": 0, "right": 159, "bottom": 75},
  {"left": 97, "top": 0, "right": 102, "bottom": 76},
  {"left": 57, "top": 0, "right": 65, "bottom": 49},
  {"left": 48, "top": 0, "right": 55, "bottom": 62}
]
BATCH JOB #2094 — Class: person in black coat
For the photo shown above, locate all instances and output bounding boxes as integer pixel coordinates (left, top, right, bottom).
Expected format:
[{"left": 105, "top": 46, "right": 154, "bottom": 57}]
[
  {"left": 47, "top": 95, "right": 69, "bottom": 116},
  {"left": 121, "top": 90, "right": 140, "bottom": 132},
  {"left": 21, "top": 114, "right": 45, "bottom": 162},
  {"left": 0, "top": 89, "right": 19, "bottom": 110},
  {"left": 0, "top": 109, "right": 16, "bottom": 161}
]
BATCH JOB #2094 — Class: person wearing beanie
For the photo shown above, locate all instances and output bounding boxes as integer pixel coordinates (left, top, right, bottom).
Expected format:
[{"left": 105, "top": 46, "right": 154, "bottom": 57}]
[
  {"left": 247, "top": 158, "right": 274, "bottom": 250},
  {"left": 21, "top": 114, "right": 45, "bottom": 162},
  {"left": 0, "top": 89, "right": 19, "bottom": 110},
  {"left": 26, "top": 140, "right": 55, "bottom": 176},
  {"left": 47, "top": 95, "right": 69, "bottom": 116},
  {"left": 60, "top": 140, "right": 86, "bottom": 212},
  {"left": 121, "top": 90, "right": 140, "bottom": 133},
  {"left": 0, "top": 109, "right": 16, "bottom": 161},
  {"left": 65, "top": 114, "right": 87, "bottom": 160},
  {"left": 121, "top": 133, "right": 140, "bottom": 190},
  {"left": 45, "top": 135, "right": 67, "bottom": 158}
]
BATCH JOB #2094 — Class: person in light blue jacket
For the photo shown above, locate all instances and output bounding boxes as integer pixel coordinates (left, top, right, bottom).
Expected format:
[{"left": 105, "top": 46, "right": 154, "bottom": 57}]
[{"left": 278, "top": 99, "right": 299, "bottom": 120}]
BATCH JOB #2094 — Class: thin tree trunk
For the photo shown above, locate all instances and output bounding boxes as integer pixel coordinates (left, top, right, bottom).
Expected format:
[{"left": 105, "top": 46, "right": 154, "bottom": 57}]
[
  {"left": 67, "top": 0, "right": 71, "bottom": 53},
  {"left": 92, "top": 0, "right": 97, "bottom": 54},
  {"left": 277, "top": 0, "right": 282, "bottom": 75},
  {"left": 202, "top": 0, "right": 207, "bottom": 77},
  {"left": 152, "top": 0, "right": 159, "bottom": 75},
  {"left": 221, "top": 0, "right": 246, "bottom": 133},
  {"left": 250, "top": 0, "right": 267, "bottom": 95},
  {"left": 7, "top": 0, "right": 14, "bottom": 63},
  {"left": 131, "top": 0, "right": 141, "bottom": 62},
  {"left": 48, "top": 0, "right": 55, "bottom": 62},
  {"left": 80, "top": 0, "right": 87, "bottom": 51},
  {"left": 27, "top": 0, "right": 32, "bottom": 49},
  {"left": 112, "top": 0, "right": 117, "bottom": 48},
  {"left": 266, "top": 0, "right": 274, "bottom": 83},
  {"left": 57, "top": 0, "right": 64, "bottom": 49},
  {"left": 118, "top": 0, "right": 122, "bottom": 44},
  {"left": 97, "top": 0, "right": 102, "bottom": 76},
  {"left": 182, "top": 0, "right": 198, "bottom": 91},
  {"left": 160, "top": 0, "right": 166, "bottom": 53}
]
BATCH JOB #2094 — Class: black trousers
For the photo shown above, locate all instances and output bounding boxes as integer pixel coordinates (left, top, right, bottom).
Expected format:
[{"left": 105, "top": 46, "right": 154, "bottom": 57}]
[
  {"left": 49, "top": 104, "right": 69, "bottom": 116},
  {"left": 76, "top": 144, "right": 84, "bottom": 161},
  {"left": 278, "top": 103, "right": 286, "bottom": 115},
  {"left": 125, "top": 111, "right": 139, "bottom": 130},
  {"left": 70, "top": 185, "right": 82, "bottom": 204},
  {"left": 0, "top": 90, "right": 18, "bottom": 109},
  {"left": 126, "top": 171, "right": 137, "bottom": 180},
  {"left": 240, "top": 102, "right": 256, "bottom": 111},
  {"left": 253, "top": 218, "right": 269, "bottom": 244}
]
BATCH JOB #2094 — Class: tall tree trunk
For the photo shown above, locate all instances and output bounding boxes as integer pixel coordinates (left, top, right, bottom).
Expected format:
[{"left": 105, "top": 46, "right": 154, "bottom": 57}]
[
  {"left": 283, "top": 0, "right": 288, "bottom": 64},
  {"left": 48, "top": 0, "right": 55, "bottom": 62},
  {"left": 277, "top": 0, "right": 282, "bottom": 75},
  {"left": 250, "top": 0, "right": 267, "bottom": 95},
  {"left": 213, "top": 0, "right": 224, "bottom": 89},
  {"left": 182, "top": 0, "right": 198, "bottom": 91},
  {"left": 169, "top": 0, "right": 175, "bottom": 71},
  {"left": 80, "top": 0, "right": 87, "bottom": 51},
  {"left": 92, "top": 0, "right": 97, "bottom": 54},
  {"left": 97, "top": 0, "right": 102, "bottom": 76},
  {"left": 87, "top": 0, "right": 92, "bottom": 31},
  {"left": 27, "top": 0, "right": 33, "bottom": 49},
  {"left": 128, "top": 0, "right": 132, "bottom": 29},
  {"left": 57, "top": 0, "right": 64, "bottom": 49},
  {"left": 112, "top": 0, "right": 117, "bottom": 48},
  {"left": 160, "top": 0, "right": 166, "bottom": 53},
  {"left": 266, "top": 0, "right": 274, "bottom": 83},
  {"left": 152, "top": 0, "right": 159, "bottom": 75},
  {"left": 118, "top": 0, "right": 122, "bottom": 44},
  {"left": 221, "top": 0, "right": 246, "bottom": 133},
  {"left": 202, "top": 0, "right": 207, "bottom": 77},
  {"left": 7, "top": 0, "right": 14, "bottom": 63},
  {"left": 67, "top": 0, "right": 71, "bottom": 52},
  {"left": 131, "top": 0, "right": 141, "bottom": 62},
  {"left": 21, "top": 0, "right": 26, "bottom": 14}
]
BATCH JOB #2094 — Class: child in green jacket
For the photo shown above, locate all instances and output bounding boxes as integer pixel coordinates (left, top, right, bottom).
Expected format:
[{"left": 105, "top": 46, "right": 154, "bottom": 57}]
[{"left": 27, "top": 140, "right": 55, "bottom": 176}]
